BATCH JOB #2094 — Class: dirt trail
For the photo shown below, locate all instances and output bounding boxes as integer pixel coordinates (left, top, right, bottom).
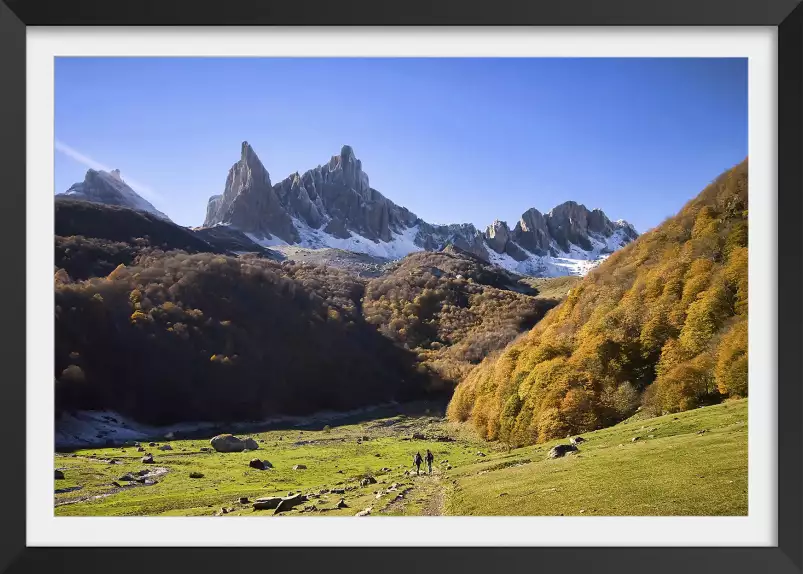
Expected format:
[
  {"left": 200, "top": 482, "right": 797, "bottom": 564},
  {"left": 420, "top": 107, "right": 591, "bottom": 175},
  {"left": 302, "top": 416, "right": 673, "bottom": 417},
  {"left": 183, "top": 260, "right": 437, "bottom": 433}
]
[{"left": 380, "top": 469, "right": 447, "bottom": 516}]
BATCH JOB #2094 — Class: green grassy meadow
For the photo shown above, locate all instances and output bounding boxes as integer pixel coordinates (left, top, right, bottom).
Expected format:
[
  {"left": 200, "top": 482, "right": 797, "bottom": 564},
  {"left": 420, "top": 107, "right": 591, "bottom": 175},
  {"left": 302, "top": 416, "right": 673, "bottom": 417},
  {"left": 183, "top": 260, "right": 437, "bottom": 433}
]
[{"left": 54, "top": 399, "right": 747, "bottom": 517}]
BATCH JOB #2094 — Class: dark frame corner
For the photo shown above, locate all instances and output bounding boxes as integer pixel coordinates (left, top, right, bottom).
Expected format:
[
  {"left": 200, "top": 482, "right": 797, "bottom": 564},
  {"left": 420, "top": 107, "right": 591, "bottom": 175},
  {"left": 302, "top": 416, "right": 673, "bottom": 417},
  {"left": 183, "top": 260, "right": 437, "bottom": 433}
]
[{"left": 0, "top": 1, "right": 800, "bottom": 573}]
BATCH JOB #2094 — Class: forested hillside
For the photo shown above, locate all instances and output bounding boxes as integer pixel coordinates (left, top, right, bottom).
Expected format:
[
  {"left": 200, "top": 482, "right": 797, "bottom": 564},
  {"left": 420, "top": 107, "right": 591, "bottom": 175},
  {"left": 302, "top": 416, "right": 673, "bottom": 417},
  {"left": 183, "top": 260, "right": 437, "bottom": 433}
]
[
  {"left": 363, "top": 249, "right": 556, "bottom": 387},
  {"left": 54, "top": 202, "right": 560, "bottom": 425},
  {"left": 448, "top": 160, "right": 748, "bottom": 445},
  {"left": 55, "top": 253, "right": 429, "bottom": 424}
]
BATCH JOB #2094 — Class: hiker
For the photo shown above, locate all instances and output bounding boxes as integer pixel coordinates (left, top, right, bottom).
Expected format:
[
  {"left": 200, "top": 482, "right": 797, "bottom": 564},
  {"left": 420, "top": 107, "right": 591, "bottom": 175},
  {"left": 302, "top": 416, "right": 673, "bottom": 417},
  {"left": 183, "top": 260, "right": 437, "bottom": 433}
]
[
  {"left": 425, "top": 449, "right": 434, "bottom": 474},
  {"left": 414, "top": 452, "right": 423, "bottom": 475}
]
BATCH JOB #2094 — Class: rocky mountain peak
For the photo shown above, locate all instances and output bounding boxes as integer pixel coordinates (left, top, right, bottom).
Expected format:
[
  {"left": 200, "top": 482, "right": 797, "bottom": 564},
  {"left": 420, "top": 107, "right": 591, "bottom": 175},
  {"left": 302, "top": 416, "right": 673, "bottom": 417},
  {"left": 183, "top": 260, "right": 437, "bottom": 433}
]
[
  {"left": 58, "top": 168, "right": 170, "bottom": 221},
  {"left": 200, "top": 141, "right": 638, "bottom": 278},
  {"left": 485, "top": 220, "right": 511, "bottom": 254}
]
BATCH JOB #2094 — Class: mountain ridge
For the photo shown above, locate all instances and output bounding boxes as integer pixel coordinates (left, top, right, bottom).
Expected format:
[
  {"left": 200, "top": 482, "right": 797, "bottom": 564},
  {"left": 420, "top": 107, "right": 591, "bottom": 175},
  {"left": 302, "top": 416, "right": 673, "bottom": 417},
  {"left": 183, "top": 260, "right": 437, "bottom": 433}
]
[{"left": 204, "top": 142, "right": 638, "bottom": 277}]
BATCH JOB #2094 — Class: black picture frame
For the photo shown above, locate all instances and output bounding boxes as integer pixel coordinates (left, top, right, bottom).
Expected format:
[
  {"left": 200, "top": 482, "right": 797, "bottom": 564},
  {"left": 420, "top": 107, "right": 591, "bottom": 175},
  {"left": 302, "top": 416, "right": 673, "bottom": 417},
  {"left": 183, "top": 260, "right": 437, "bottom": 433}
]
[{"left": 0, "top": 1, "right": 800, "bottom": 573}]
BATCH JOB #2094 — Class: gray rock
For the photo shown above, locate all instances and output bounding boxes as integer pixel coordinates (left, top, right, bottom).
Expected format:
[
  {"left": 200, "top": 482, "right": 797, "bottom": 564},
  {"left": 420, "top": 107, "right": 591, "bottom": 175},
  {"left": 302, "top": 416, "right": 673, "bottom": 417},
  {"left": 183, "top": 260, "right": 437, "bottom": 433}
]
[
  {"left": 249, "top": 459, "right": 266, "bottom": 470},
  {"left": 189, "top": 472, "right": 204, "bottom": 479},
  {"left": 547, "top": 444, "right": 578, "bottom": 459},
  {"left": 293, "top": 464, "right": 307, "bottom": 470},
  {"left": 210, "top": 434, "right": 246, "bottom": 453},
  {"left": 274, "top": 493, "right": 307, "bottom": 514},
  {"left": 360, "top": 476, "right": 378, "bottom": 487},
  {"left": 141, "top": 455, "right": 154, "bottom": 464},
  {"left": 243, "top": 438, "right": 259, "bottom": 450},
  {"left": 158, "top": 444, "right": 173, "bottom": 451},
  {"left": 54, "top": 470, "right": 64, "bottom": 480},
  {"left": 253, "top": 497, "right": 283, "bottom": 511}
]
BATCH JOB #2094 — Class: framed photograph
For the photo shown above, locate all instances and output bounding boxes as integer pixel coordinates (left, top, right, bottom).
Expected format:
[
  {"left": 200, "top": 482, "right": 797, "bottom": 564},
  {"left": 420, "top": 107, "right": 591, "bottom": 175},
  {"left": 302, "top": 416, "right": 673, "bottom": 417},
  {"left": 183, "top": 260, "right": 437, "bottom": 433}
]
[{"left": 1, "top": 1, "right": 800, "bottom": 573}]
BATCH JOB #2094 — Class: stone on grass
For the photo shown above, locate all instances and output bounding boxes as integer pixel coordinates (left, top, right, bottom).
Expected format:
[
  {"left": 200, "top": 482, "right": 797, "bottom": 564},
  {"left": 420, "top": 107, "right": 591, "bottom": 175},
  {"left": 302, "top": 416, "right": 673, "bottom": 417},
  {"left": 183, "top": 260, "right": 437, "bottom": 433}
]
[
  {"left": 547, "top": 444, "right": 578, "bottom": 459},
  {"left": 243, "top": 438, "right": 259, "bottom": 450},
  {"left": 253, "top": 497, "right": 283, "bottom": 511},
  {"left": 274, "top": 493, "right": 307, "bottom": 514},
  {"left": 210, "top": 434, "right": 246, "bottom": 453},
  {"left": 158, "top": 444, "right": 173, "bottom": 451},
  {"left": 54, "top": 470, "right": 64, "bottom": 480},
  {"left": 137, "top": 447, "right": 146, "bottom": 452},
  {"left": 360, "top": 476, "right": 377, "bottom": 487},
  {"left": 239, "top": 497, "right": 249, "bottom": 504},
  {"left": 141, "top": 454, "right": 154, "bottom": 464},
  {"left": 631, "top": 437, "right": 640, "bottom": 443},
  {"left": 293, "top": 464, "right": 307, "bottom": 470},
  {"left": 355, "top": 508, "right": 372, "bottom": 517},
  {"left": 189, "top": 472, "right": 204, "bottom": 479},
  {"left": 569, "top": 437, "right": 586, "bottom": 446},
  {"left": 337, "top": 498, "right": 348, "bottom": 509},
  {"left": 476, "top": 452, "right": 486, "bottom": 457},
  {"left": 119, "top": 473, "right": 135, "bottom": 481},
  {"left": 249, "top": 459, "right": 266, "bottom": 470},
  {"left": 411, "top": 432, "right": 425, "bottom": 440}
]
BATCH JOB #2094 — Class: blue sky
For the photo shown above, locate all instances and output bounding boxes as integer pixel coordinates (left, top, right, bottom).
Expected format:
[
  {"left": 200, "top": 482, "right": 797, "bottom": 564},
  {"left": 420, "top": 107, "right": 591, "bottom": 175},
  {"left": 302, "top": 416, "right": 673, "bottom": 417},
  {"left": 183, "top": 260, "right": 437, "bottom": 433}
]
[{"left": 55, "top": 58, "right": 747, "bottom": 232}]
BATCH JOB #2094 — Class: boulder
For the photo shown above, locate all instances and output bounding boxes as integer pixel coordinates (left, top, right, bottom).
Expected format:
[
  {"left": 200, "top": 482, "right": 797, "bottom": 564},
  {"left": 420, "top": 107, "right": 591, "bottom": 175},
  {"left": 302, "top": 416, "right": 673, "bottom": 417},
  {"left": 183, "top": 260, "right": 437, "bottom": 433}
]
[
  {"left": 189, "top": 472, "right": 204, "bottom": 479},
  {"left": 158, "top": 444, "right": 173, "bottom": 451},
  {"left": 355, "top": 508, "right": 372, "bottom": 517},
  {"left": 239, "top": 497, "right": 249, "bottom": 504},
  {"left": 631, "top": 437, "right": 641, "bottom": 443},
  {"left": 336, "top": 498, "right": 348, "bottom": 509},
  {"left": 253, "top": 497, "right": 283, "bottom": 511},
  {"left": 54, "top": 470, "right": 64, "bottom": 480},
  {"left": 476, "top": 452, "right": 486, "bottom": 457},
  {"left": 547, "top": 444, "right": 578, "bottom": 459},
  {"left": 569, "top": 437, "right": 585, "bottom": 446},
  {"left": 137, "top": 447, "right": 146, "bottom": 452},
  {"left": 360, "top": 476, "right": 378, "bottom": 487},
  {"left": 243, "top": 438, "right": 259, "bottom": 450},
  {"left": 249, "top": 459, "right": 266, "bottom": 470},
  {"left": 293, "top": 464, "right": 307, "bottom": 470},
  {"left": 148, "top": 442, "right": 157, "bottom": 447},
  {"left": 210, "top": 434, "right": 246, "bottom": 453},
  {"left": 141, "top": 454, "right": 155, "bottom": 464},
  {"left": 274, "top": 493, "right": 307, "bottom": 514}
]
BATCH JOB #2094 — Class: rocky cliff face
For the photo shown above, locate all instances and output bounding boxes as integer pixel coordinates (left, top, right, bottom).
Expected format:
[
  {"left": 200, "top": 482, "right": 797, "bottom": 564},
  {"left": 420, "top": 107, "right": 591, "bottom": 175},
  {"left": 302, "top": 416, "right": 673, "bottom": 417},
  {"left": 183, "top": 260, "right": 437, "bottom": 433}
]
[
  {"left": 205, "top": 142, "right": 417, "bottom": 245},
  {"left": 203, "top": 142, "right": 638, "bottom": 277},
  {"left": 59, "top": 169, "right": 170, "bottom": 221}
]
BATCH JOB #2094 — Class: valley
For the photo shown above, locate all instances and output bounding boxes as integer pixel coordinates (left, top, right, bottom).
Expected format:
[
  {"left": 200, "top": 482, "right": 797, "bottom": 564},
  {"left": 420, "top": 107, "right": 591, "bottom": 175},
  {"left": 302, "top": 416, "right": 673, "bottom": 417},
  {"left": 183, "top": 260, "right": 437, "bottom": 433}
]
[{"left": 54, "top": 399, "right": 747, "bottom": 517}]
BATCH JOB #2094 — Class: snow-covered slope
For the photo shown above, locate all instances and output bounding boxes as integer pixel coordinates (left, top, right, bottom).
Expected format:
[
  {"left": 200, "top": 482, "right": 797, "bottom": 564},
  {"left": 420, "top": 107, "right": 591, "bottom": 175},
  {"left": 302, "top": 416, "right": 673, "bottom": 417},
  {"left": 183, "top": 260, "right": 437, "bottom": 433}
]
[
  {"left": 60, "top": 169, "right": 170, "bottom": 221},
  {"left": 487, "top": 224, "right": 636, "bottom": 277}
]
